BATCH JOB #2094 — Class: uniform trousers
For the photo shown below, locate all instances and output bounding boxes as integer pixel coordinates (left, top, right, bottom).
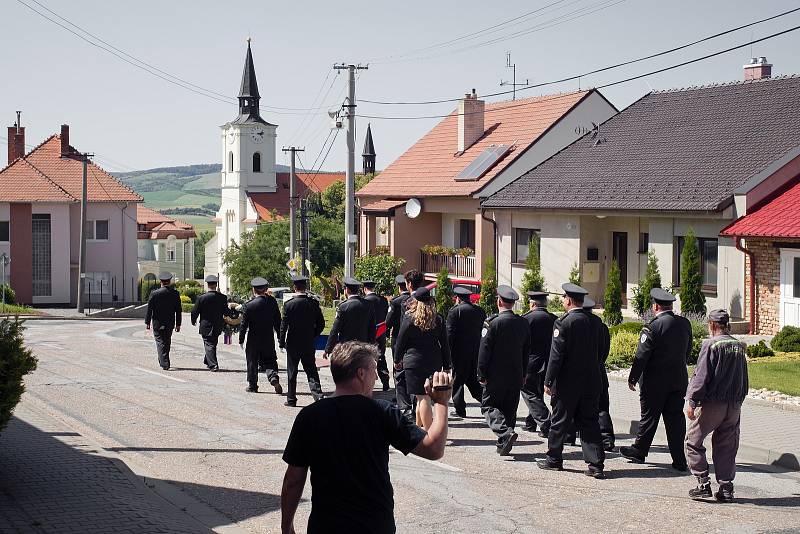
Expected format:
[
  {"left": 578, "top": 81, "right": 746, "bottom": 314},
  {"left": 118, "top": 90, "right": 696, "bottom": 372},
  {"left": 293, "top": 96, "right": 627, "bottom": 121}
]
[
  {"left": 547, "top": 392, "right": 604, "bottom": 468},
  {"left": 685, "top": 401, "right": 741, "bottom": 486},
  {"left": 521, "top": 372, "right": 550, "bottom": 432},
  {"left": 482, "top": 387, "right": 520, "bottom": 445},
  {"left": 202, "top": 334, "right": 219, "bottom": 368},
  {"left": 452, "top": 357, "right": 483, "bottom": 416},
  {"left": 246, "top": 346, "right": 278, "bottom": 388},
  {"left": 598, "top": 385, "right": 615, "bottom": 448},
  {"left": 376, "top": 337, "right": 390, "bottom": 388},
  {"left": 286, "top": 350, "right": 323, "bottom": 403},
  {"left": 153, "top": 329, "right": 172, "bottom": 369},
  {"left": 391, "top": 342, "right": 414, "bottom": 422},
  {"left": 633, "top": 388, "right": 687, "bottom": 465}
]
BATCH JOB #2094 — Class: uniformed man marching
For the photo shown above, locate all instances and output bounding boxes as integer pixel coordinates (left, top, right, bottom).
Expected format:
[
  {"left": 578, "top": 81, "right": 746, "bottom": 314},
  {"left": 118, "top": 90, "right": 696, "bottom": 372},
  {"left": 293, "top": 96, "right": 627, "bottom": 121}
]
[
  {"left": 363, "top": 280, "right": 391, "bottom": 391},
  {"left": 279, "top": 275, "right": 325, "bottom": 407},
  {"left": 386, "top": 274, "right": 413, "bottom": 421},
  {"left": 583, "top": 297, "right": 615, "bottom": 451},
  {"left": 190, "top": 275, "right": 229, "bottom": 371},
  {"left": 239, "top": 277, "right": 282, "bottom": 394},
  {"left": 520, "top": 291, "right": 556, "bottom": 437},
  {"left": 537, "top": 283, "right": 605, "bottom": 478},
  {"left": 478, "top": 285, "right": 530, "bottom": 456},
  {"left": 324, "top": 277, "right": 375, "bottom": 355},
  {"left": 144, "top": 272, "right": 182, "bottom": 370},
  {"left": 446, "top": 286, "right": 486, "bottom": 419},
  {"left": 621, "top": 288, "right": 692, "bottom": 470}
]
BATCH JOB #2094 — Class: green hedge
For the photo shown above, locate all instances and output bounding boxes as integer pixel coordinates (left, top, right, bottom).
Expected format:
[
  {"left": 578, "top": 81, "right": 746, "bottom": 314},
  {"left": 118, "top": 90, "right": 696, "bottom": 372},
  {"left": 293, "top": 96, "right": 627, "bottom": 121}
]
[
  {"left": 609, "top": 321, "right": 644, "bottom": 336},
  {"left": 607, "top": 331, "right": 639, "bottom": 368},
  {"left": 747, "top": 340, "right": 775, "bottom": 358},
  {"left": 181, "top": 303, "right": 194, "bottom": 313},
  {"left": 0, "top": 319, "right": 37, "bottom": 432},
  {"left": 771, "top": 326, "right": 800, "bottom": 353},
  {"left": 0, "top": 284, "right": 16, "bottom": 305}
]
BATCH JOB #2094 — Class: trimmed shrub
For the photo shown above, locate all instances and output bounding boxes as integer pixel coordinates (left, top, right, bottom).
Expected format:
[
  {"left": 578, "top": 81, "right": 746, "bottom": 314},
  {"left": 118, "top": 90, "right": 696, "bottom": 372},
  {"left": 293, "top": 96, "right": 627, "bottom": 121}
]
[
  {"left": 747, "top": 340, "right": 775, "bottom": 358},
  {"left": 603, "top": 260, "right": 623, "bottom": 326},
  {"left": 434, "top": 267, "right": 454, "bottom": 318},
  {"left": 607, "top": 331, "right": 639, "bottom": 369},
  {"left": 355, "top": 253, "right": 406, "bottom": 297},
  {"left": 179, "top": 285, "right": 202, "bottom": 303},
  {"left": 179, "top": 294, "right": 191, "bottom": 304},
  {"left": 520, "top": 234, "right": 545, "bottom": 309},
  {"left": 547, "top": 296, "right": 565, "bottom": 314},
  {"left": 679, "top": 229, "right": 706, "bottom": 316},
  {"left": 478, "top": 257, "right": 498, "bottom": 316},
  {"left": 609, "top": 321, "right": 644, "bottom": 337},
  {"left": 771, "top": 325, "right": 800, "bottom": 353},
  {"left": 0, "top": 284, "right": 16, "bottom": 305},
  {"left": 181, "top": 303, "right": 194, "bottom": 313},
  {"left": 0, "top": 319, "right": 38, "bottom": 432}
]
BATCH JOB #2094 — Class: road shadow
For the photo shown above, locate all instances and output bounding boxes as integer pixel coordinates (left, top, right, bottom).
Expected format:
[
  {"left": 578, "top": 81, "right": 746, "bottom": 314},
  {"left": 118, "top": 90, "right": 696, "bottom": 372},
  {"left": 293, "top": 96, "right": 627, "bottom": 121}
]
[
  {"left": 690, "top": 495, "right": 800, "bottom": 507},
  {"left": 105, "top": 446, "right": 285, "bottom": 455},
  {"left": 168, "top": 367, "right": 246, "bottom": 373}
]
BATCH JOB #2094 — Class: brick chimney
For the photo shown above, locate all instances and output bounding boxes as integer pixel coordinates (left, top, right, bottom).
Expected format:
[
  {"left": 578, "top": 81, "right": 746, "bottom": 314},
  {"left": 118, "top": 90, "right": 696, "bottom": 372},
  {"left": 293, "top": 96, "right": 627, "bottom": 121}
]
[
  {"left": 60, "top": 124, "right": 70, "bottom": 157},
  {"left": 6, "top": 111, "right": 25, "bottom": 164},
  {"left": 744, "top": 57, "right": 772, "bottom": 81},
  {"left": 458, "top": 89, "right": 485, "bottom": 152}
]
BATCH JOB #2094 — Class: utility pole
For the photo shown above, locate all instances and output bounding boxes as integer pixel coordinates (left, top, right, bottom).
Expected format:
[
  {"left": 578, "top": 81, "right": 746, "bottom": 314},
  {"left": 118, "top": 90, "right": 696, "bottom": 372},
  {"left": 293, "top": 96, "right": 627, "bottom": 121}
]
[
  {"left": 282, "top": 146, "right": 304, "bottom": 270},
  {"left": 500, "top": 52, "right": 529, "bottom": 101},
  {"left": 300, "top": 198, "right": 309, "bottom": 277},
  {"left": 334, "top": 63, "right": 368, "bottom": 278},
  {"left": 76, "top": 152, "right": 93, "bottom": 313}
]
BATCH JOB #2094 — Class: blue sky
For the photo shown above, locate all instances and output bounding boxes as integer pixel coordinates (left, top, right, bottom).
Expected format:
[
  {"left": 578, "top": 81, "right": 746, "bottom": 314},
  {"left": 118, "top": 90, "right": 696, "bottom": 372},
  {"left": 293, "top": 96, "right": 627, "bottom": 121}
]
[{"left": 2, "top": 0, "right": 799, "bottom": 173}]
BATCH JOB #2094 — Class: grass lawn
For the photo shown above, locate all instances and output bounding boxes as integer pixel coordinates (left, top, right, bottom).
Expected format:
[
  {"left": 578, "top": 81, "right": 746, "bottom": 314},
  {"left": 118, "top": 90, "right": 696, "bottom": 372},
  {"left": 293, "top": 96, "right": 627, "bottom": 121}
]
[
  {"left": 747, "top": 353, "right": 800, "bottom": 396},
  {"left": 321, "top": 306, "right": 336, "bottom": 335},
  {"left": 0, "top": 304, "right": 41, "bottom": 316}
]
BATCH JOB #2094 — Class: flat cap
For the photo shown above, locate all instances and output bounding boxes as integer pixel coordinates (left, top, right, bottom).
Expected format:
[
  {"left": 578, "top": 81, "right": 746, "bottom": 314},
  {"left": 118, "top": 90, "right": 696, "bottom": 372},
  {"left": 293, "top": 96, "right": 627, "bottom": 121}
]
[
  {"left": 291, "top": 274, "right": 308, "bottom": 283},
  {"left": 583, "top": 297, "right": 596, "bottom": 309},
  {"left": 395, "top": 274, "right": 407, "bottom": 284},
  {"left": 362, "top": 280, "right": 376, "bottom": 289},
  {"left": 497, "top": 285, "right": 519, "bottom": 302},
  {"left": 527, "top": 290, "right": 548, "bottom": 301},
  {"left": 205, "top": 274, "right": 219, "bottom": 283},
  {"left": 157, "top": 272, "right": 173, "bottom": 281},
  {"left": 343, "top": 276, "right": 362, "bottom": 287},
  {"left": 650, "top": 287, "right": 676, "bottom": 303},
  {"left": 562, "top": 283, "right": 588, "bottom": 298},
  {"left": 454, "top": 286, "right": 472, "bottom": 298},
  {"left": 413, "top": 287, "right": 431, "bottom": 302},
  {"left": 708, "top": 309, "right": 730, "bottom": 325},
  {"left": 250, "top": 277, "right": 268, "bottom": 288}
]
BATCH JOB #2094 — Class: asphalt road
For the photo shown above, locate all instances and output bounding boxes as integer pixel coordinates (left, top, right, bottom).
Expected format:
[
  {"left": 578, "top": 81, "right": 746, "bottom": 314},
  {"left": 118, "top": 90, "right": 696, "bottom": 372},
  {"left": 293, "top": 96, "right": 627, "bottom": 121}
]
[{"left": 19, "top": 319, "right": 800, "bottom": 533}]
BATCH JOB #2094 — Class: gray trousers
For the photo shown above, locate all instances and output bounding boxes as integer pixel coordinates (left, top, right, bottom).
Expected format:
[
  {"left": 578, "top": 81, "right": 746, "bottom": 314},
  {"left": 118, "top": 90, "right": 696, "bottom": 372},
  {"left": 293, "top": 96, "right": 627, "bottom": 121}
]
[
  {"left": 482, "top": 387, "right": 520, "bottom": 445},
  {"left": 686, "top": 401, "right": 742, "bottom": 485},
  {"left": 153, "top": 329, "right": 172, "bottom": 369},
  {"left": 202, "top": 334, "right": 219, "bottom": 368}
]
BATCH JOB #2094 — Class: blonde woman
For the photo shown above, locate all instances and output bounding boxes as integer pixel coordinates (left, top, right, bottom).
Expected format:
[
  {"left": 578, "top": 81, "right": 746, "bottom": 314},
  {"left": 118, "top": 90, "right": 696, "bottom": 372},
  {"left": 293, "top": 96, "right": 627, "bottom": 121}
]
[{"left": 394, "top": 287, "right": 451, "bottom": 430}]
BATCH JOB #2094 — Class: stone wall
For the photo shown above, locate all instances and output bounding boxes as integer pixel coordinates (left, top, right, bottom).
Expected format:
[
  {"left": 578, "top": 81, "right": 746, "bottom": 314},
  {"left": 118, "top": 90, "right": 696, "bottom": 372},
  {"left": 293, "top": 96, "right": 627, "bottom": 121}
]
[{"left": 746, "top": 238, "right": 800, "bottom": 334}]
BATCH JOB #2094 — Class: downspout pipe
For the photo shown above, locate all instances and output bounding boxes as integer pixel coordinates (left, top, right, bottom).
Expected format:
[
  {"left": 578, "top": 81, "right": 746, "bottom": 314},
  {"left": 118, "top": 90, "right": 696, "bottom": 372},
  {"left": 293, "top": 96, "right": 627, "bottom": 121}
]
[
  {"left": 480, "top": 208, "right": 498, "bottom": 284},
  {"left": 735, "top": 236, "right": 756, "bottom": 335}
]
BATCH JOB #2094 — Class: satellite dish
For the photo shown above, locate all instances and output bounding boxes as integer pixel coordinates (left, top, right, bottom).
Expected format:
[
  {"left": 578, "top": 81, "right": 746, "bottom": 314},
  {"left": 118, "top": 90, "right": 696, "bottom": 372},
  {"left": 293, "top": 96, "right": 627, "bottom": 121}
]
[{"left": 405, "top": 198, "right": 422, "bottom": 219}]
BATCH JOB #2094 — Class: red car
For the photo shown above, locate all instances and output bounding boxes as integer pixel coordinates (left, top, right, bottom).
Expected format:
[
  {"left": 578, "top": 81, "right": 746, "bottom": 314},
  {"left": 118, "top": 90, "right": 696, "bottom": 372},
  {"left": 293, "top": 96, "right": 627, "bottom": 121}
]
[{"left": 424, "top": 276, "right": 482, "bottom": 304}]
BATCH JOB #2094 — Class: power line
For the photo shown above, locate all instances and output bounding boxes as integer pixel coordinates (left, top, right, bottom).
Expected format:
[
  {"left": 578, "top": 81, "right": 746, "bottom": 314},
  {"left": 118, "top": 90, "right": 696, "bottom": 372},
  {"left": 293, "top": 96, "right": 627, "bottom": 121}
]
[
  {"left": 360, "top": 6, "right": 800, "bottom": 105},
  {"left": 297, "top": 129, "right": 340, "bottom": 195},
  {"left": 356, "top": 24, "right": 800, "bottom": 120}
]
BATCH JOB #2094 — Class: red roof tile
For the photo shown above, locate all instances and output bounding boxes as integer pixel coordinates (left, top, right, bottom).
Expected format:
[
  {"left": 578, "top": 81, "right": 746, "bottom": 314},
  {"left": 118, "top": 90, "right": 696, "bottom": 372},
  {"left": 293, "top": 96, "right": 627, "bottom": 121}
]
[
  {"left": 248, "top": 171, "right": 344, "bottom": 222},
  {"left": 357, "top": 91, "right": 589, "bottom": 198},
  {"left": 361, "top": 199, "right": 407, "bottom": 212},
  {"left": 721, "top": 177, "right": 800, "bottom": 238},
  {"left": 136, "top": 204, "right": 173, "bottom": 224}
]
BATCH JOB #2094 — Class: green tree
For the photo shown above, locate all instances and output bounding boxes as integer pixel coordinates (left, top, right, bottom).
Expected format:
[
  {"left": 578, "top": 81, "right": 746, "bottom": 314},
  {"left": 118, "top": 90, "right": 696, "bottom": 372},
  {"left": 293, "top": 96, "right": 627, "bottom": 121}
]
[
  {"left": 603, "top": 260, "right": 623, "bottom": 326},
  {"left": 568, "top": 263, "right": 581, "bottom": 286},
  {"left": 520, "top": 233, "right": 545, "bottom": 309},
  {"left": 679, "top": 228, "right": 707, "bottom": 316},
  {"left": 633, "top": 250, "right": 662, "bottom": 317},
  {"left": 478, "top": 257, "right": 499, "bottom": 316},
  {"left": 355, "top": 253, "right": 405, "bottom": 297},
  {"left": 435, "top": 267, "right": 455, "bottom": 318},
  {"left": 222, "top": 221, "right": 292, "bottom": 296},
  {"left": 0, "top": 319, "right": 38, "bottom": 432},
  {"left": 194, "top": 230, "right": 214, "bottom": 279},
  {"left": 308, "top": 215, "right": 344, "bottom": 277},
  {"left": 317, "top": 174, "right": 377, "bottom": 222}
]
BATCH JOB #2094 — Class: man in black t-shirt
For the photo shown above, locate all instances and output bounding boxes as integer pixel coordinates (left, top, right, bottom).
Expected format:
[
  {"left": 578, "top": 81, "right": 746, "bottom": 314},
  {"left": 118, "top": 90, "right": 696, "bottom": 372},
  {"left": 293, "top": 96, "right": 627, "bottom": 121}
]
[{"left": 281, "top": 341, "right": 453, "bottom": 534}]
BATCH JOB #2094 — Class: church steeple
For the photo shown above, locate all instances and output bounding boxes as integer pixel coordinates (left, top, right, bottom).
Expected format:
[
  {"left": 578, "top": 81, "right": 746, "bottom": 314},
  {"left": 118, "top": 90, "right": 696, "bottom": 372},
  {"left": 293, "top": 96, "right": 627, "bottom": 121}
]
[
  {"left": 234, "top": 39, "right": 268, "bottom": 125},
  {"left": 362, "top": 123, "right": 376, "bottom": 175}
]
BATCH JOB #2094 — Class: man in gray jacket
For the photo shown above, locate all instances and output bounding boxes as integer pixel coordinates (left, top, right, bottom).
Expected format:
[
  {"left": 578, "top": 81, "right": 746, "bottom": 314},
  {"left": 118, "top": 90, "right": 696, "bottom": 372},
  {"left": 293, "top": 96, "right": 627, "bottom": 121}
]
[{"left": 685, "top": 309, "right": 748, "bottom": 502}]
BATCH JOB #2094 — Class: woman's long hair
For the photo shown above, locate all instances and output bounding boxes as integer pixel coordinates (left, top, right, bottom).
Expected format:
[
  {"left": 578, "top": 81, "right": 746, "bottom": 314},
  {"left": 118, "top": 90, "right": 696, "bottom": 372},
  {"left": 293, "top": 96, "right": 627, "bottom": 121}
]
[{"left": 409, "top": 298, "right": 437, "bottom": 331}]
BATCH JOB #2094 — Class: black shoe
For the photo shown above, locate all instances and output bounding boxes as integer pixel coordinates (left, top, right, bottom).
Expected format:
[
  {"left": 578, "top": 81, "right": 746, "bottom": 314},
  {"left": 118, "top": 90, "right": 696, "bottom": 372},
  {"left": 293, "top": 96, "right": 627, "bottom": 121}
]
[
  {"left": 161, "top": 366, "right": 170, "bottom": 371},
  {"left": 449, "top": 410, "right": 464, "bottom": 420},
  {"left": 497, "top": 433, "right": 518, "bottom": 456},
  {"left": 689, "top": 482, "right": 713, "bottom": 500},
  {"left": 521, "top": 423, "right": 537, "bottom": 432},
  {"left": 604, "top": 443, "right": 615, "bottom": 452},
  {"left": 382, "top": 382, "right": 390, "bottom": 392},
  {"left": 258, "top": 366, "right": 267, "bottom": 373},
  {"left": 210, "top": 365, "right": 219, "bottom": 372},
  {"left": 271, "top": 379, "right": 283, "bottom": 395},
  {"left": 538, "top": 430, "right": 549, "bottom": 439},
  {"left": 284, "top": 400, "right": 297, "bottom": 407},
  {"left": 246, "top": 385, "right": 258, "bottom": 393},
  {"left": 715, "top": 485, "right": 734, "bottom": 503},
  {"left": 536, "top": 459, "right": 563, "bottom": 471},
  {"left": 585, "top": 467, "right": 605, "bottom": 479},
  {"left": 620, "top": 446, "right": 646, "bottom": 463},
  {"left": 565, "top": 441, "right": 577, "bottom": 447},
  {"left": 312, "top": 394, "right": 325, "bottom": 402},
  {"left": 672, "top": 462, "right": 688, "bottom": 472}
]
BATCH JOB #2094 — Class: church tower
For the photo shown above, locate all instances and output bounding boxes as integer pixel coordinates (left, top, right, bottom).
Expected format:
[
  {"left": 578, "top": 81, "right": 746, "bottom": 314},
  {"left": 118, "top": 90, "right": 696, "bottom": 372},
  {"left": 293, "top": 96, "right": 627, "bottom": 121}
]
[{"left": 362, "top": 123, "right": 376, "bottom": 175}]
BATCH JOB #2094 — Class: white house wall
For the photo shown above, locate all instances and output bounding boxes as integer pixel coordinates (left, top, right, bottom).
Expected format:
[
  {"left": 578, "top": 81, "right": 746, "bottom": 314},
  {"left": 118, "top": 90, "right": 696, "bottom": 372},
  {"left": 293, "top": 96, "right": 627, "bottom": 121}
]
[
  {"left": 31, "top": 203, "right": 71, "bottom": 304},
  {"left": 441, "top": 212, "right": 478, "bottom": 248}
]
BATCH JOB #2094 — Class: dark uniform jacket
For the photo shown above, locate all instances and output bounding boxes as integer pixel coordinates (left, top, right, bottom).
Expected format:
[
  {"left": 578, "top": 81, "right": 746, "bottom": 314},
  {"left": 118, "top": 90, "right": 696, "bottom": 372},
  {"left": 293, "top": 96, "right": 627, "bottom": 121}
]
[
  {"left": 279, "top": 293, "right": 325, "bottom": 353},
  {"left": 445, "top": 301, "right": 486, "bottom": 367},
  {"left": 364, "top": 292, "right": 389, "bottom": 342},
  {"left": 386, "top": 291, "right": 411, "bottom": 349},
  {"left": 628, "top": 311, "right": 692, "bottom": 394},
  {"left": 686, "top": 334, "right": 748, "bottom": 407},
  {"left": 588, "top": 312, "right": 611, "bottom": 388},
  {"left": 145, "top": 286, "right": 182, "bottom": 331},
  {"left": 191, "top": 290, "right": 229, "bottom": 337},
  {"left": 522, "top": 307, "right": 557, "bottom": 378},
  {"left": 325, "top": 295, "right": 376, "bottom": 353},
  {"left": 545, "top": 308, "right": 601, "bottom": 398},
  {"left": 238, "top": 294, "right": 281, "bottom": 348},
  {"left": 477, "top": 310, "right": 531, "bottom": 390},
  {"left": 395, "top": 313, "right": 451, "bottom": 371}
]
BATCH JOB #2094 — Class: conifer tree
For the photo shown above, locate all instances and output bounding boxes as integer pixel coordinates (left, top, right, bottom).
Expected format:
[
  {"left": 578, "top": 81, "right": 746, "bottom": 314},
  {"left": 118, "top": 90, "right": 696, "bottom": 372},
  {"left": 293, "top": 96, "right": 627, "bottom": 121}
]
[
  {"left": 520, "top": 234, "right": 545, "bottom": 309},
  {"left": 679, "top": 228, "right": 707, "bottom": 316},
  {"left": 633, "top": 250, "right": 662, "bottom": 317},
  {"left": 435, "top": 267, "right": 455, "bottom": 318},
  {"left": 478, "top": 257, "right": 499, "bottom": 315},
  {"left": 603, "top": 260, "right": 623, "bottom": 326}
]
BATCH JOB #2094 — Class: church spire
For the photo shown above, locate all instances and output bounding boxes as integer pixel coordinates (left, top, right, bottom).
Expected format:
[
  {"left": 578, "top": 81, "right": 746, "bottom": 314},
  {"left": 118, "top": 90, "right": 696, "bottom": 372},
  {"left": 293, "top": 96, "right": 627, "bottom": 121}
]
[
  {"left": 235, "top": 39, "right": 267, "bottom": 124},
  {"left": 362, "top": 123, "right": 376, "bottom": 175}
]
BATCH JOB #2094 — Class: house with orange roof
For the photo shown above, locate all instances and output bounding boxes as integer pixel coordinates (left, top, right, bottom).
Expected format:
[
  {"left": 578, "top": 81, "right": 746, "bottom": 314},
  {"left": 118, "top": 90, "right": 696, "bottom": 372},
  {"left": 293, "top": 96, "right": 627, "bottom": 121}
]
[
  {"left": 1, "top": 118, "right": 142, "bottom": 305},
  {"left": 356, "top": 88, "right": 617, "bottom": 281},
  {"left": 136, "top": 205, "right": 197, "bottom": 282}
]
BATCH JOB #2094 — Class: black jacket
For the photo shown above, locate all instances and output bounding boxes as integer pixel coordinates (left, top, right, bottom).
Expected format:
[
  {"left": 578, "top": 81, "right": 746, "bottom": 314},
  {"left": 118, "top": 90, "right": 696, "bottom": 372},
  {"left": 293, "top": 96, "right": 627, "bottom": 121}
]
[
  {"left": 145, "top": 286, "right": 182, "bottom": 331},
  {"left": 445, "top": 301, "right": 486, "bottom": 369},
  {"left": 477, "top": 310, "right": 531, "bottom": 390},
  {"left": 545, "top": 308, "right": 601, "bottom": 398},
  {"left": 686, "top": 334, "right": 748, "bottom": 407},
  {"left": 395, "top": 313, "right": 451, "bottom": 372},
  {"left": 190, "top": 291, "right": 230, "bottom": 337},
  {"left": 325, "top": 295, "right": 376, "bottom": 353},
  {"left": 238, "top": 294, "right": 281, "bottom": 348},
  {"left": 628, "top": 311, "right": 692, "bottom": 394},
  {"left": 364, "top": 292, "right": 390, "bottom": 342},
  {"left": 386, "top": 291, "right": 411, "bottom": 349},
  {"left": 522, "top": 307, "right": 557, "bottom": 378},
  {"left": 587, "top": 312, "right": 611, "bottom": 388},
  {"left": 279, "top": 293, "right": 325, "bottom": 353}
]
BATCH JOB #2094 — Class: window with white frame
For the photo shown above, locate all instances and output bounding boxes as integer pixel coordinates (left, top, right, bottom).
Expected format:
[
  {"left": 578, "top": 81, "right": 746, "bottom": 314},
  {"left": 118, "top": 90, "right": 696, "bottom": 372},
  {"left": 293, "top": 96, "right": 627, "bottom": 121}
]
[
  {"left": 87, "top": 220, "right": 109, "bottom": 241},
  {"left": 166, "top": 235, "right": 177, "bottom": 262},
  {"left": 0, "top": 221, "right": 9, "bottom": 242},
  {"left": 513, "top": 228, "right": 540, "bottom": 263}
]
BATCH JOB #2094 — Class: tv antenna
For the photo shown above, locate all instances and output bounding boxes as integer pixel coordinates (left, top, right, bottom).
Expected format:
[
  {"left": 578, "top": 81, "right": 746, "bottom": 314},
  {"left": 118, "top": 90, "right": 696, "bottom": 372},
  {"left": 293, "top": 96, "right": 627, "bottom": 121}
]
[{"left": 500, "top": 52, "right": 529, "bottom": 101}]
